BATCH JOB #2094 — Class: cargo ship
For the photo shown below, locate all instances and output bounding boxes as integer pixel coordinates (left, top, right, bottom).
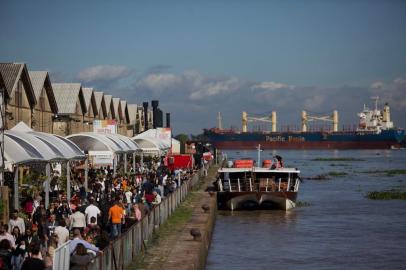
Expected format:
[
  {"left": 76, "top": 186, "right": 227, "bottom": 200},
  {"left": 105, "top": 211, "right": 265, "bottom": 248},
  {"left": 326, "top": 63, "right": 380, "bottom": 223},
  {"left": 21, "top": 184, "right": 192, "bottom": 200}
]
[{"left": 205, "top": 99, "right": 405, "bottom": 150}]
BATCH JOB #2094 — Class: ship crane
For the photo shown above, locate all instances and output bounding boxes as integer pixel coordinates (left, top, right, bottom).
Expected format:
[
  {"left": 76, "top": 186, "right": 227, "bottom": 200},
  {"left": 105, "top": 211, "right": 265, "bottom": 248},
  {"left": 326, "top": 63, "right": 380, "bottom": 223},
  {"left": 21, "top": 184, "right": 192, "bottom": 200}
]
[
  {"left": 242, "top": 111, "right": 277, "bottom": 132},
  {"left": 301, "top": 110, "right": 339, "bottom": 132}
]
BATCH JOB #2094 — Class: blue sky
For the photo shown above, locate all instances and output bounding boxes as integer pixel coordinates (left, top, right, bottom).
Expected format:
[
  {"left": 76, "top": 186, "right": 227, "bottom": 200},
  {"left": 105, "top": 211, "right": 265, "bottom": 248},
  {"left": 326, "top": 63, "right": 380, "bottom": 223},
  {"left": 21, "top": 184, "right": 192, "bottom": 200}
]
[{"left": 1, "top": 0, "right": 405, "bottom": 134}]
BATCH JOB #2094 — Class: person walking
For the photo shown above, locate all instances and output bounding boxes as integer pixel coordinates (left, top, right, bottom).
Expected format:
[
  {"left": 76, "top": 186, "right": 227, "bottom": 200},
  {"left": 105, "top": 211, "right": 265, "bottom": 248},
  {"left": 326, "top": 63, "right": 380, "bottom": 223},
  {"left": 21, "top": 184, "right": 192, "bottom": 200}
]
[
  {"left": 20, "top": 243, "right": 46, "bottom": 270},
  {"left": 84, "top": 198, "right": 101, "bottom": 225},
  {"left": 108, "top": 198, "right": 124, "bottom": 239},
  {"left": 69, "top": 209, "right": 86, "bottom": 233},
  {"left": 8, "top": 210, "right": 25, "bottom": 235}
]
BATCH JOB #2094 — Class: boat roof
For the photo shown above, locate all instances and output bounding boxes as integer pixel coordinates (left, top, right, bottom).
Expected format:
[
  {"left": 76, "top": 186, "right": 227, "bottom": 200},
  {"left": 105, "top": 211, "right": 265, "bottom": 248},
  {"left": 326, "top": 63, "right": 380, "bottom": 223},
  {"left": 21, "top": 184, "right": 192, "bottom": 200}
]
[
  {"left": 254, "top": 167, "right": 300, "bottom": 173},
  {"left": 218, "top": 167, "right": 300, "bottom": 173},
  {"left": 218, "top": 168, "right": 252, "bottom": 173}
]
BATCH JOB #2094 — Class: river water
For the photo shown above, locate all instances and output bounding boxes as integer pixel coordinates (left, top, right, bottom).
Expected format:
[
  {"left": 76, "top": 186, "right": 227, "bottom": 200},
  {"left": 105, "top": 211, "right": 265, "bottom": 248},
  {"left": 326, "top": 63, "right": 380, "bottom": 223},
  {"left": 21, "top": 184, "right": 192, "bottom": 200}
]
[{"left": 206, "top": 150, "right": 406, "bottom": 270}]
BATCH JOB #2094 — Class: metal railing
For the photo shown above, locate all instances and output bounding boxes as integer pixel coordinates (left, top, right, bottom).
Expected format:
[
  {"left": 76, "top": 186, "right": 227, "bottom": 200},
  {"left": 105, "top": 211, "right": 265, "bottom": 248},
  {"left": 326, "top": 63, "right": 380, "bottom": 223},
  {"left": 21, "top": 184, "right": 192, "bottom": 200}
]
[
  {"left": 54, "top": 166, "right": 207, "bottom": 270},
  {"left": 53, "top": 240, "right": 71, "bottom": 270}
]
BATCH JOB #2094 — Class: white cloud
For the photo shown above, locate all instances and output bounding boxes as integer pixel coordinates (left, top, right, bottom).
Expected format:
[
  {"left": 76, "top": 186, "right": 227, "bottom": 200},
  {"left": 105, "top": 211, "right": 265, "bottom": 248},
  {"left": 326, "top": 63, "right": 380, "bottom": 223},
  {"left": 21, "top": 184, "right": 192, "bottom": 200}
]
[
  {"left": 77, "top": 65, "right": 131, "bottom": 83},
  {"left": 136, "top": 70, "right": 245, "bottom": 100},
  {"left": 128, "top": 68, "right": 406, "bottom": 133},
  {"left": 251, "top": 81, "right": 293, "bottom": 90},
  {"left": 304, "top": 95, "right": 325, "bottom": 110},
  {"left": 189, "top": 77, "right": 243, "bottom": 100},
  {"left": 393, "top": 77, "right": 406, "bottom": 85},
  {"left": 137, "top": 73, "right": 181, "bottom": 92},
  {"left": 369, "top": 77, "right": 406, "bottom": 110},
  {"left": 370, "top": 81, "right": 384, "bottom": 90}
]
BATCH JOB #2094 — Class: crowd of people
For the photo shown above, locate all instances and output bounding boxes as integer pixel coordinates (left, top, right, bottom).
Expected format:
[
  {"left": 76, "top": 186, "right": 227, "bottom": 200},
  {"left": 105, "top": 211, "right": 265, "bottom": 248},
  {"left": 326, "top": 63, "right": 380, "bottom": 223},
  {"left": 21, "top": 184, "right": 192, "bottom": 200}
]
[{"left": 0, "top": 160, "right": 194, "bottom": 270}]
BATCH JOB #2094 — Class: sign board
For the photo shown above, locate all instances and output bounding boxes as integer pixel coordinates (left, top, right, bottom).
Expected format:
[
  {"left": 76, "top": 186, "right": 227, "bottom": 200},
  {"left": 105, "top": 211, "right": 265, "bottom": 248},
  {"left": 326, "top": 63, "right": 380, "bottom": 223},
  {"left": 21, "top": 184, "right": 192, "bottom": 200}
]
[
  {"left": 155, "top": 127, "right": 172, "bottom": 146},
  {"left": 93, "top": 120, "right": 117, "bottom": 134},
  {"left": 89, "top": 151, "right": 114, "bottom": 166}
]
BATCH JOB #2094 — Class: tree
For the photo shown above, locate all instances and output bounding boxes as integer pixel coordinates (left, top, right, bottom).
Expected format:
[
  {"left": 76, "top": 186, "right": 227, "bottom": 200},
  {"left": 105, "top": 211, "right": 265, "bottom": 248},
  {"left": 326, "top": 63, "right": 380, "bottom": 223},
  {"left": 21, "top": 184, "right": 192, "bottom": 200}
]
[{"left": 174, "top": 134, "right": 189, "bottom": 154}]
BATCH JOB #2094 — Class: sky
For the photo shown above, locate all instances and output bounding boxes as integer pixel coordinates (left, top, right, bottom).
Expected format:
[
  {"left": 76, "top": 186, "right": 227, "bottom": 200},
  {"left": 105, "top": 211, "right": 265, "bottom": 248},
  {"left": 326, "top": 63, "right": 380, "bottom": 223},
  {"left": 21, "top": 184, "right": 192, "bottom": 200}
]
[{"left": 1, "top": 0, "right": 406, "bottom": 134}]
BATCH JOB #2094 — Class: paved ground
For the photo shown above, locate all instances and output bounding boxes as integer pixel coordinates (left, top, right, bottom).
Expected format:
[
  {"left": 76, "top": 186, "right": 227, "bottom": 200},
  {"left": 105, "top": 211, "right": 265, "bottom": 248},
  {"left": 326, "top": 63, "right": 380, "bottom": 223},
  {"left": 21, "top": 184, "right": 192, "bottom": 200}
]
[{"left": 127, "top": 165, "right": 218, "bottom": 270}]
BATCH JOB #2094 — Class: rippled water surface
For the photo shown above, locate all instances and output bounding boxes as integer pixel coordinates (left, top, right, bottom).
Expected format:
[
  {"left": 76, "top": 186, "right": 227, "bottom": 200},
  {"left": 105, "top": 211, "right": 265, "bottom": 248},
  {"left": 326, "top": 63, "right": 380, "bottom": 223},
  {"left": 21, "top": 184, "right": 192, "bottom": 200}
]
[{"left": 206, "top": 150, "right": 406, "bottom": 270}]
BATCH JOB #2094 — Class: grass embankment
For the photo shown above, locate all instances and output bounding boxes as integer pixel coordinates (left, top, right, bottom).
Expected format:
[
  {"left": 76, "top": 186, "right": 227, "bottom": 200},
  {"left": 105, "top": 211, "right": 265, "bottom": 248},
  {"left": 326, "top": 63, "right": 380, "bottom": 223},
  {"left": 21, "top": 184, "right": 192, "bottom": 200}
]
[
  {"left": 362, "top": 169, "right": 406, "bottom": 177},
  {"left": 366, "top": 190, "right": 406, "bottom": 200},
  {"left": 131, "top": 188, "right": 200, "bottom": 269}
]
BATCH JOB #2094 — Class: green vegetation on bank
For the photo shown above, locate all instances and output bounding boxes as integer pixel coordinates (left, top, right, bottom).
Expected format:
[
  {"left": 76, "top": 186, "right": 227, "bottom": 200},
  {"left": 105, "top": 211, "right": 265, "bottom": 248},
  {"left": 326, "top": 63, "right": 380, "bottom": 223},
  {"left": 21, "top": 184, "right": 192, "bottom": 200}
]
[
  {"left": 329, "top": 163, "right": 350, "bottom": 167},
  {"left": 296, "top": 201, "right": 311, "bottom": 207},
  {"left": 362, "top": 169, "right": 406, "bottom": 177},
  {"left": 304, "top": 170, "right": 348, "bottom": 180},
  {"left": 328, "top": 171, "right": 348, "bottom": 177},
  {"left": 366, "top": 190, "right": 406, "bottom": 200},
  {"left": 303, "top": 174, "right": 330, "bottom": 180},
  {"left": 312, "top": 157, "right": 364, "bottom": 162}
]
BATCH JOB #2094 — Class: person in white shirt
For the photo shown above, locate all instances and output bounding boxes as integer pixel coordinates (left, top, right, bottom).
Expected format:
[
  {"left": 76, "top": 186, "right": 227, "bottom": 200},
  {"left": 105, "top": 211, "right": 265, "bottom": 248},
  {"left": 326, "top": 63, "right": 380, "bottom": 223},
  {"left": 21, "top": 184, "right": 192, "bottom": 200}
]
[
  {"left": 8, "top": 210, "right": 25, "bottom": 235},
  {"left": 0, "top": 224, "right": 15, "bottom": 249},
  {"left": 152, "top": 191, "right": 162, "bottom": 205},
  {"left": 84, "top": 198, "right": 101, "bottom": 225},
  {"left": 69, "top": 209, "right": 86, "bottom": 232},
  {"left": 53, "top": 219, "right": 69, "bottom": 247},
  {"left": 124, "top": 189, "right": 133, "bottom": 213}
]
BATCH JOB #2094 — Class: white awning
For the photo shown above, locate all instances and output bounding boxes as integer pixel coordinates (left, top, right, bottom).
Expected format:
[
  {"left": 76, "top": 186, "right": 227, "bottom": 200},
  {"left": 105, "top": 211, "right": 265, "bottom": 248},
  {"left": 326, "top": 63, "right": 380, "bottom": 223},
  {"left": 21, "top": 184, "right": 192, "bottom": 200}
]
[
  {"left": 66, "top": 132, "right": 139, "bottom": 154},
  {"left": 6, "top": 122, "right": 86, "bottom": 164},
  {"left": 6, "top": 130, "right": 68, "bottom": 162},
  {"left": 3, "top": 133, "right": 45, "bottom": 165},
  {"left": 132, "top": 129, "right": 171, "bottom": 151}
]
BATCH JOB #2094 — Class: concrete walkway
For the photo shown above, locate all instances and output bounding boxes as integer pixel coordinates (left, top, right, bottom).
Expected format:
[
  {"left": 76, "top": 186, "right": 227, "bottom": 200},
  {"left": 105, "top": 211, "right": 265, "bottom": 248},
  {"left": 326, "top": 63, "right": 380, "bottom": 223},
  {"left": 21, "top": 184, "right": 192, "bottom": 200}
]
[{"left": 128, "top": 165, "right": 218, "bottom": 270}]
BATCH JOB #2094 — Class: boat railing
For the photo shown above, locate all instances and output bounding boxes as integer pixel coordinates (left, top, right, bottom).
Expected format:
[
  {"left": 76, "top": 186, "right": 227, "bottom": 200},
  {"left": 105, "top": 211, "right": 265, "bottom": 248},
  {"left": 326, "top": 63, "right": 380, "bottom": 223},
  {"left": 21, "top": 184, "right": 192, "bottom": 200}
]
[
  {"left": 219, "top": 177, "right": 298, "bottom": 192},
  {"left": 294, "top": 178, "right": 300, "bottom": 192}
]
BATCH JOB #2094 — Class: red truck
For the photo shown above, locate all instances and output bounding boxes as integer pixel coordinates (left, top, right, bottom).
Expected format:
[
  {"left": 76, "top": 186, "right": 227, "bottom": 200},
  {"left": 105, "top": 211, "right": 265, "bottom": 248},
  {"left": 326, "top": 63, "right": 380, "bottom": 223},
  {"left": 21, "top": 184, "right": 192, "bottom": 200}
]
[{"left": 165, "top": 154, "right": 194, "bottom": 171}]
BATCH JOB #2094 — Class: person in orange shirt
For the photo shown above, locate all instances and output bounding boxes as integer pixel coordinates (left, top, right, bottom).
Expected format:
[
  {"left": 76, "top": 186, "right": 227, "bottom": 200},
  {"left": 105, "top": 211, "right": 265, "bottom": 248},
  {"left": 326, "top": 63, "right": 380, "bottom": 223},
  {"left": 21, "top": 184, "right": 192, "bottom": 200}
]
[
  {"left": 121, "top": 178, "right": 127, "bottom": 191},
  {"left": 108, "top": 199, "right": 124, "bottom": 239}
]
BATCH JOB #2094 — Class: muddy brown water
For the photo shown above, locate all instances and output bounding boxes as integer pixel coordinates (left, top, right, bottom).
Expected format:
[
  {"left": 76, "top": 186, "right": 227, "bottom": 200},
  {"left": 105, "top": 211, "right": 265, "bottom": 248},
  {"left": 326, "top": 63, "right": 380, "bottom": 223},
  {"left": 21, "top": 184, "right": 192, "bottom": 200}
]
[{"left": 206, "top": 150, "right": 406, "bottom": 270}]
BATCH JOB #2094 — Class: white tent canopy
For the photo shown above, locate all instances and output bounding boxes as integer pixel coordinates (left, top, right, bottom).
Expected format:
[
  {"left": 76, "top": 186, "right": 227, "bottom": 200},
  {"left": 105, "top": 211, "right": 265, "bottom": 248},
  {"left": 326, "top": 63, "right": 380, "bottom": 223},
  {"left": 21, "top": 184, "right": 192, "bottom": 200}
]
[
  {"left": 66, "top": 132, "right": 139, "bottom": 154},
  {"left": 3, "top": 133, "right": 45, "bottom": 165},
  {"left": 4, "top": 122, "right": 87, "bottom": 210},
  {"left": 132, "top": 138, "right": 160, "bottom": 156},
  {"left": 132, "top": 129, "right": 171, "bottom": 154},
  {"left": 6, "top": 130, "right": 68, "bottom": 162},
  {"left": 4, "top": 122, "right": 85, "bottom": 165}
]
